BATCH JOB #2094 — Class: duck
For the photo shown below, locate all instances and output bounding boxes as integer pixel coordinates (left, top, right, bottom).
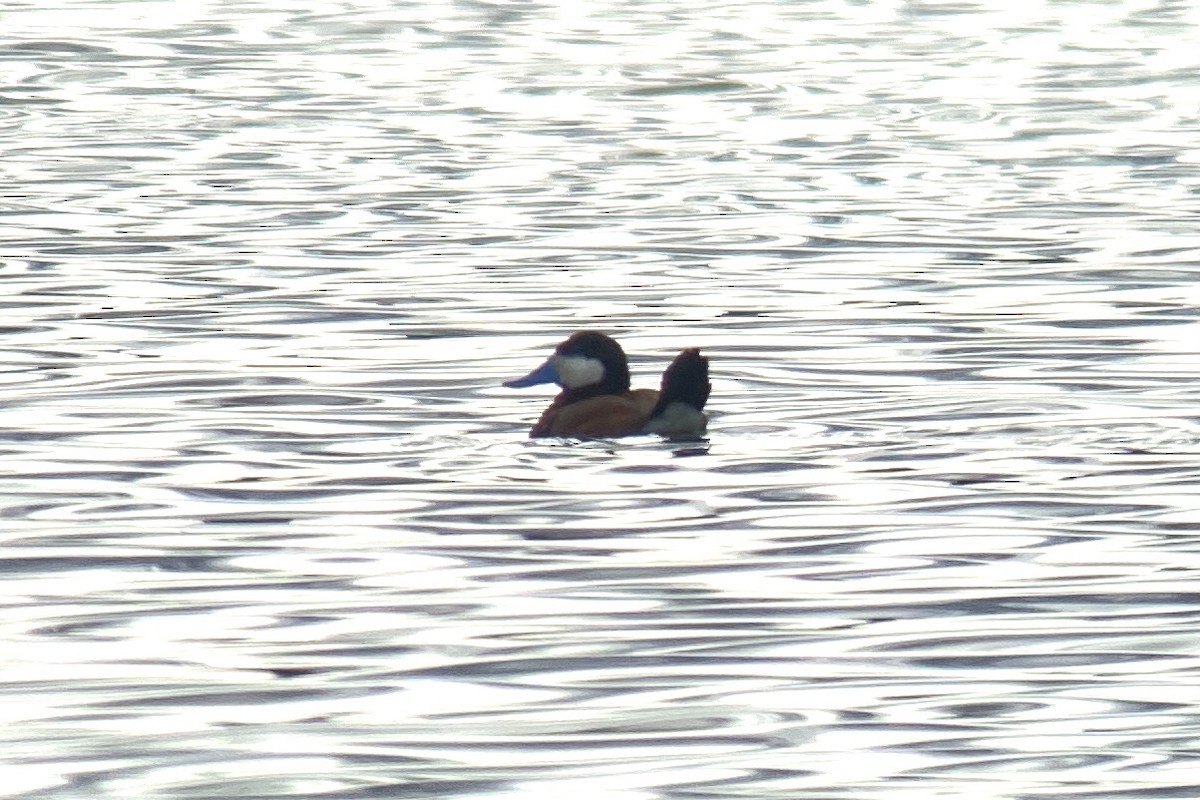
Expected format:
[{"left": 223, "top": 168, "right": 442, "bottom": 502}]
[{"left": 504, "top": 331, "right": 710, "bottom": 438}]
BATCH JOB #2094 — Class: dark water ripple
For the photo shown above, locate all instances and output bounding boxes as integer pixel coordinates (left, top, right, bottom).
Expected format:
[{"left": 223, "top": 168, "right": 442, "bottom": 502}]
[{"left": 3, "top": 0, "right": 1200, "bottom": 798}]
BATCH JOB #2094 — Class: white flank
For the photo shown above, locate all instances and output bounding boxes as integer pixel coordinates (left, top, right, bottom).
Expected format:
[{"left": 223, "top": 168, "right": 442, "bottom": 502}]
[{"left": 643, "top": 402, "right": 707, "bottom": 436}]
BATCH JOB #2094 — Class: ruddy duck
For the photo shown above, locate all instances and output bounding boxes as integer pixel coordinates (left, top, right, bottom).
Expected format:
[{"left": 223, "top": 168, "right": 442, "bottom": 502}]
[{"left": 504, "top": 331, "right": 710, "bottom": 438}]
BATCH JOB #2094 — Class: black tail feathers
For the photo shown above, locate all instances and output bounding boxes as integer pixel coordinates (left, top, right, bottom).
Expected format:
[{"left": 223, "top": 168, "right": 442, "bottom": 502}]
[{"left": 650, "top": 348, "right": 710, "bottom": 419}]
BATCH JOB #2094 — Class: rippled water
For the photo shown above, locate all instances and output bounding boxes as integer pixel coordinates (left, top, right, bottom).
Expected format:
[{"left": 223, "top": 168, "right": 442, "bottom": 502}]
[{"left": 5, "top": 0, "right": 1200, "bottom": 797}]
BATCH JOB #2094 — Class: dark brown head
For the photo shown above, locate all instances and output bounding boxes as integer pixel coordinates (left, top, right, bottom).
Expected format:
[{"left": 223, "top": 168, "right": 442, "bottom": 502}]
[{"left": 504, "top": 331, "right": 631, "bottom": 396}]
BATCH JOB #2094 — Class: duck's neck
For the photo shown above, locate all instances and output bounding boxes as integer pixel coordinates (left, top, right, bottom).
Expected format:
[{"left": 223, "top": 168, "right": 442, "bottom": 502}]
[{"left": 558, "top": 368, "right": 630, "bottom": 403}]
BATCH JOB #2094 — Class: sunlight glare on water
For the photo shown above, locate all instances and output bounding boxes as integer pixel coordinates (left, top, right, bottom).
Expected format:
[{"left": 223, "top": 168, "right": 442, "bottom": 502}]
[{"left": 2, "top": 0, "right": 1200, "bottom": 797}]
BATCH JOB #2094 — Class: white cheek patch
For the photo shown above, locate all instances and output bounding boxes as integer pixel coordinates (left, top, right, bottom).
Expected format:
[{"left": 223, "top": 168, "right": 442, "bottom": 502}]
[{"left": 553, "top": 355, "right": 605, "bottom": 389}]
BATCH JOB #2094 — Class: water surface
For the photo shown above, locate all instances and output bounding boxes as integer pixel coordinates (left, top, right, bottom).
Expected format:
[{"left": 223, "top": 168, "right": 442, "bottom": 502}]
[{"left": 3, "top": 0, "right": 1200, "bottom": 797}]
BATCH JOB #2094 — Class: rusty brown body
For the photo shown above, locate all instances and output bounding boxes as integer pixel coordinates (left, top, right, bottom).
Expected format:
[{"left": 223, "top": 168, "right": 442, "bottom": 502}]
[{"left": 530, "top": 389, "right": 661, "bottom": 437}]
